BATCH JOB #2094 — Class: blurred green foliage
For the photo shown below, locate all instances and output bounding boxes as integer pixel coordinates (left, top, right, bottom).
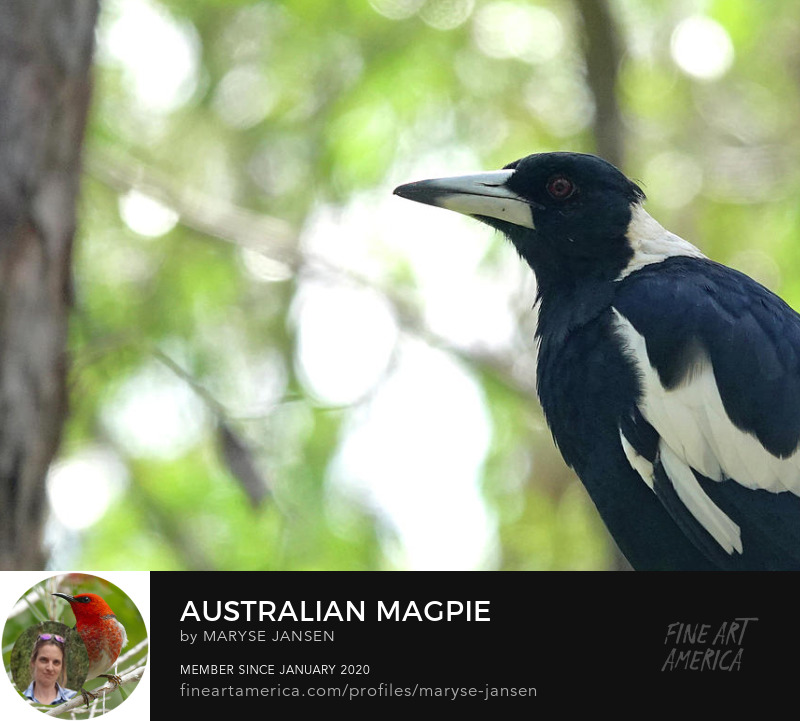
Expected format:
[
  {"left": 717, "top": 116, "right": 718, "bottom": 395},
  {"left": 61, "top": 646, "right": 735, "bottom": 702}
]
[{"left": 54, "top": 0, "right": 800, "bottom": 571}]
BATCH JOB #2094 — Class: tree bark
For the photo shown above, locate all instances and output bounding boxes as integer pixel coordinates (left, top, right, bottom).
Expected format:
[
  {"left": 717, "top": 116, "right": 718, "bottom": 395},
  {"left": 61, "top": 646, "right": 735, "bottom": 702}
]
[
  {"left": 0, "top": 0, "right": 98, "bottom": 569},
  {"left": 574, "top": 0, "right": 632, "bottom": 571},
  {"left": 574, "top": 0, "right": 625, "bottom": 168}
]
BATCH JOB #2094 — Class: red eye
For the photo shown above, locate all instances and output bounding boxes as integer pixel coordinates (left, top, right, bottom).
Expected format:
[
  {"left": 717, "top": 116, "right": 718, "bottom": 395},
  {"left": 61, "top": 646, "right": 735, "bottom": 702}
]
[{"left": 547, "top": 176, "right": 575, "bottom": 199}]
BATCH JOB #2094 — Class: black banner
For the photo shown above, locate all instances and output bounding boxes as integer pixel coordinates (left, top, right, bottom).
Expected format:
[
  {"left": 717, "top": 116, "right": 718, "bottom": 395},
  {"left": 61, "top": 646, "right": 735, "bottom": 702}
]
[{"left": 152, "top": 572, "right": 797, "bottom": 708}]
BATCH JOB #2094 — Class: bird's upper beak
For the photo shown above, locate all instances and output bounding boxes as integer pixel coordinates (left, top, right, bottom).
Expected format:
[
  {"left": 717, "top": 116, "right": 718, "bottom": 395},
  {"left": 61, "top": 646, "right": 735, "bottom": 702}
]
[
  {"left": 393, "top": 169, "right": 537, "bottom": 229},
  {"left": 52, "top": 592, "right": 76, "bottom": 603}
]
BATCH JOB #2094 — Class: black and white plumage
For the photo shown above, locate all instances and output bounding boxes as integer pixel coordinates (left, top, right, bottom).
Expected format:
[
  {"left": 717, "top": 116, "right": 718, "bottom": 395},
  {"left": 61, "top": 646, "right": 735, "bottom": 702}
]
[{"left": 394, "top": 151, "right": 800, "bottom": 570}]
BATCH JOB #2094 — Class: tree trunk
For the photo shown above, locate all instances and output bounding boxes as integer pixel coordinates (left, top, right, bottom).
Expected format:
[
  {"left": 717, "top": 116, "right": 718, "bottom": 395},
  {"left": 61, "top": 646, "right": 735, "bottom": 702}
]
[
  {"left": 0, "top": 0, "right": 98, "bottom": 569},
  {"left": 574, "top": 0, "right": 626, "bottom": 169},
  {"left": 574, "top": 0, "right": 632, "bottom": 571}
]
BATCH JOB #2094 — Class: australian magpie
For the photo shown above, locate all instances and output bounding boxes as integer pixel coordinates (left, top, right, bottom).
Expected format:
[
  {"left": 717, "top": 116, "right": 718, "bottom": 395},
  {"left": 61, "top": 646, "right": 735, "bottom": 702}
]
[{"left": 394, "top": 151, "right": 800, "bottom": 571}]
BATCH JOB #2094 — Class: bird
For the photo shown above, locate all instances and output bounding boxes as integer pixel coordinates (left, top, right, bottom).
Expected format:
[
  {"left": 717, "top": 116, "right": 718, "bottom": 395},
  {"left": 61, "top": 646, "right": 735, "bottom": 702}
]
[
  {"left": 53, "top": 592, "right": 127, "bottom": 703},
  {"left": 394, "top": 151, "right": 800, "bottom": 571}
]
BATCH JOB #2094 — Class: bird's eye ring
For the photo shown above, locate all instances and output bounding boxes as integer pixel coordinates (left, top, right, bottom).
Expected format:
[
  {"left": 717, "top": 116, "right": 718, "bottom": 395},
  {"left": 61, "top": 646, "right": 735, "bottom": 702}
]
[{"left": 546, "top": 176, "right": 575, "bottom": 200}]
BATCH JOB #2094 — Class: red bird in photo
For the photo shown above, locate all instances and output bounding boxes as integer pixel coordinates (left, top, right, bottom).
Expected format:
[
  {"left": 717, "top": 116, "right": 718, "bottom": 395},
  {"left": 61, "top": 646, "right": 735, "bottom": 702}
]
[{"left": 53, "top": 592, "right": 127, "bottom": 703}]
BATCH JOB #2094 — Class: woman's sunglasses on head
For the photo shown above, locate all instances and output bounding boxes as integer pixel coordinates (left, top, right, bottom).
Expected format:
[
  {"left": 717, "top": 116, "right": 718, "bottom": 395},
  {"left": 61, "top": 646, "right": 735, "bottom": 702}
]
[{"left": 38, "top": 634, "right": 65, "bottom": 643}]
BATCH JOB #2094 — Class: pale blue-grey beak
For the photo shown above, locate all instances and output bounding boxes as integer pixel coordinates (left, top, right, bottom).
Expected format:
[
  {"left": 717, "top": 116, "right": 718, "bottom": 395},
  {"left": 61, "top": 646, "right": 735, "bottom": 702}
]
[{"left": 394, "top": 169, "right": 537, "bottom": 229}]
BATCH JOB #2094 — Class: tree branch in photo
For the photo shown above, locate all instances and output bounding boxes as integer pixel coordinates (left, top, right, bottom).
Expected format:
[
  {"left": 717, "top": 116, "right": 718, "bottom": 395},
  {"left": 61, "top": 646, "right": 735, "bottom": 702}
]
[{"left": 44, "top": 665, "right": 145, "bottom": 716}]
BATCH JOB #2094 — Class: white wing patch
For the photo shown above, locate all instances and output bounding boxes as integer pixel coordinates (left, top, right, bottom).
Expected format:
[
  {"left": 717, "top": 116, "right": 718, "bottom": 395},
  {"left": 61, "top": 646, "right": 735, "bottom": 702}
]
[
  {"left": 613, "top": 309, "right": 800, "bottom": 555},
  {"left": 613, "top": 310, "right": 800, "bottom": 495},
  {"left": 619, "top": 422, "right": 742, "bottom": 553},
  {"left": 619, "top": 430, "right": 654, "bottom": 489},
  {"left": 617, "top": 205, "right": 706, "bottom": 280},
  {"left": 659, "top": 441, "right": 742, "bottom": 554}
]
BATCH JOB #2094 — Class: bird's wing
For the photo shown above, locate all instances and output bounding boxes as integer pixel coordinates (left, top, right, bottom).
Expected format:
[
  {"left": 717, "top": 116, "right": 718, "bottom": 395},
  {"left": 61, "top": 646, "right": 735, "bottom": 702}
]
[{"left": 611, "top": 257, "right": 800, "bottom": 569}]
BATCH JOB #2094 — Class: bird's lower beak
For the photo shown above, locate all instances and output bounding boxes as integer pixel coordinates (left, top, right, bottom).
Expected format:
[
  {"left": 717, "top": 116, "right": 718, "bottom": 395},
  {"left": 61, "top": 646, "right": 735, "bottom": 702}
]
[{"left": 393, "top": 169, "right": 537, "bottom": 229}]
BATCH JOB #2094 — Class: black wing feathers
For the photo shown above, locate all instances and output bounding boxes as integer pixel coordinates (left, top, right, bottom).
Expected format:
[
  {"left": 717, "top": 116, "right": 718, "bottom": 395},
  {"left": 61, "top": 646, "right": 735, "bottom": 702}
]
[{"left": 615, "top": 257, "right": 800, "bottom": 459}]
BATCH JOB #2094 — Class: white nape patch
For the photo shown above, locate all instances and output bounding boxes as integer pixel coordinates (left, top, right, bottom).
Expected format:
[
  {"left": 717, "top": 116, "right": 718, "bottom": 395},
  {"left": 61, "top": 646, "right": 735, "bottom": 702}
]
[
  {"left": 617, "top": 204, "right": 705, "bottom": 279},
  {"left": 612, "top": 309, "right": 800, "bottom": 496},
  {"left": 660, "top": 440, "right": 742, "bottom": 555},
  {"left": 619, "top": 429, "right": 655, "bottom": 489}
]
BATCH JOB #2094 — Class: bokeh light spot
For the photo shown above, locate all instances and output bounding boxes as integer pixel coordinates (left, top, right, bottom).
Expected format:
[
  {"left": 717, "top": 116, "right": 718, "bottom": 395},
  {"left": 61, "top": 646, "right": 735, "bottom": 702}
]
[
  {"left": 644, "top": 151, "right": 704, "bottom": 209},
  {"left": 213, "top": 65, "right": 277, "bottom": 130},
  {"left": 101, "top": 362, "right": 207, "bottom": 460},
  {"left": 47, "top": 448, "right": 128, "bottom": 530},
  {"left": 293, "top": 282, "right": 399, "bottom": 407},
  {"left": 671, "top": 16, "right": 734, "bottom": 81},
  {"left": 332, "top": 340, "right": 494, "bottom": 570},
  {"left": 420, "top": 0, "right": 475, "bottom": 31},
  {"left": 473, "top": 2, "right": 564, "bottom": 63},
  {"left": 119, "top": 189, "right": 179, "bottom": 238},
  {"left": 369, "top": 0, "right": 426, "bottom": 20},
  {"left": 99, "top": 0, "right": 200, "bottom": 113}
]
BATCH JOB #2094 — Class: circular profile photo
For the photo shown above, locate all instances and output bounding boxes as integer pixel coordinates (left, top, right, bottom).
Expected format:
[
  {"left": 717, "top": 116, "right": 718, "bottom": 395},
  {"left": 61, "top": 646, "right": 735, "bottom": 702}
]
[{"left": 3, "top": 574, "right": 148, "bottom": 716}]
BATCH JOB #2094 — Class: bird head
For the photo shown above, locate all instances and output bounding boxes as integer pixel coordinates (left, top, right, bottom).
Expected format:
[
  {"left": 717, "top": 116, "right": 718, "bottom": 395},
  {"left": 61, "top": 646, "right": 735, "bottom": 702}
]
[
  {"left": 394, "top": 152, "right": 647, "bottom": 292},
  {"left": 52, "top": 592, "right": 116, "bottom": 622}
]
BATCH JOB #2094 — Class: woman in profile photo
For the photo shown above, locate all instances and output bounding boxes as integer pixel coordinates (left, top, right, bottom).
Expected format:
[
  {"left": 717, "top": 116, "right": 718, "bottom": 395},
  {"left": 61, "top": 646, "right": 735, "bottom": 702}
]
[{"left": 22, "top": 633, "right": 77, "bottom": 706}]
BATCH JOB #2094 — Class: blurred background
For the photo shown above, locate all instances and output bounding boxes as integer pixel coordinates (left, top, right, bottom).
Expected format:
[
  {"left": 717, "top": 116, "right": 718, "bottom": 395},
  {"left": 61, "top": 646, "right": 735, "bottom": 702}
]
[{"left": 42, "top": 0, "right": 800, "bottom": 570}]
